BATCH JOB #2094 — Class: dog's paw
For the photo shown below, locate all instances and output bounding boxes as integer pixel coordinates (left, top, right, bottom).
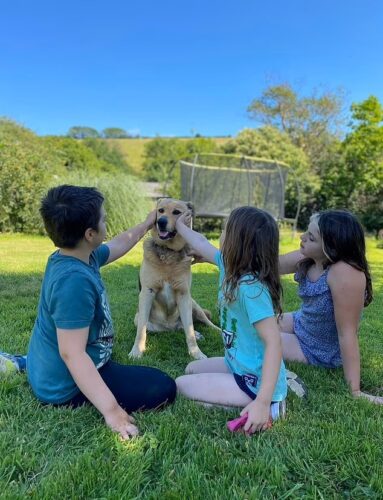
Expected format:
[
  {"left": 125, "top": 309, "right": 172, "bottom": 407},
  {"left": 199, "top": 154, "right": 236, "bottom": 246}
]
[
  {"left": 189, "top": 348, "right": 207, "bottom": 360},
  {"left": 129, "top": 347, "right": 144, "bottom": 359},
  {"left": 194, "top": 330, "right": 205, "bottom": 341}
]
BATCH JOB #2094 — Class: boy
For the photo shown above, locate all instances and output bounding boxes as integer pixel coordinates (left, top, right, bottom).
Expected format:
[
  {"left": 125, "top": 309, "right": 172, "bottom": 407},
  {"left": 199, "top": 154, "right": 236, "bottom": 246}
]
[{"left": 27, "top": 185, "right": 176, "bottom": 439}]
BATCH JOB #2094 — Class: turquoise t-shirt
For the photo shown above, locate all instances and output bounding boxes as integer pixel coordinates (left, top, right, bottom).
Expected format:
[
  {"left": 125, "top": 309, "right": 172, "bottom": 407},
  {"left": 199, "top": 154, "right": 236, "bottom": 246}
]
[
  {"left": 215, "top": 252, "right": 287, "bottom": 402},
  {"left": 27, "top": 244, "right": 114, "bottom": 404}
]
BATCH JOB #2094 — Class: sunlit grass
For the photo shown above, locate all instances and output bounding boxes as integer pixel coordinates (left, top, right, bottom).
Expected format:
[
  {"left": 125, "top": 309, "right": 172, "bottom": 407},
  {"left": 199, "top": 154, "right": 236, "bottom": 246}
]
[{"left": 1, "top": 233, "right": 383, "bottom": 497}]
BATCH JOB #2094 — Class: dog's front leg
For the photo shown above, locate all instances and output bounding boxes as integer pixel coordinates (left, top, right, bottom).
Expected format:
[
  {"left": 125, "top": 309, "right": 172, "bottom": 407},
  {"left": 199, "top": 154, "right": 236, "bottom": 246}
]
[
  {"left": 175, "top": 290, "right": 207, "bottom": 360},
  {"left": 129, "top": 287, "right": 156, "bottom": 359}
]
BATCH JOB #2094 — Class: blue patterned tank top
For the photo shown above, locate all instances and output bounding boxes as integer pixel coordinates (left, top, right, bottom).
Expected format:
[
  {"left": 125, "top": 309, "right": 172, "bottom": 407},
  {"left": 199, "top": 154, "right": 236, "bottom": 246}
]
[{"left": 292, "top": 267, "right": 342, "bottom": 368}]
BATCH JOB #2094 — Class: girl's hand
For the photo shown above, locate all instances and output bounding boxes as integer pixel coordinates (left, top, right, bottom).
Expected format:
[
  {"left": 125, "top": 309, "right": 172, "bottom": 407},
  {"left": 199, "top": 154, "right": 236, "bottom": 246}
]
[
  {"left": 176, "top": 211, "right": 192, "bottom": 229},
  {"left": 352, "top": 390, "right": 383, "bottom": 405},
  {"left": 104, "top": 406, "right": 139, "bottom": 440},
  {"left": 240, "top": 399, "right": 271, "bottom": 434}
]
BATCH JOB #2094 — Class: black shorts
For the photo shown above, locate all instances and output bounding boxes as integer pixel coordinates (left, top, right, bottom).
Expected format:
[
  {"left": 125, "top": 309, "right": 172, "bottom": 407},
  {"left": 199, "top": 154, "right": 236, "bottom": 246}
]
[
  {"left": 233, "top": 373, "right": 258, "bottom": 400},
  {"left": 58, "top": 360, "right": 177, "bottom": 412}
]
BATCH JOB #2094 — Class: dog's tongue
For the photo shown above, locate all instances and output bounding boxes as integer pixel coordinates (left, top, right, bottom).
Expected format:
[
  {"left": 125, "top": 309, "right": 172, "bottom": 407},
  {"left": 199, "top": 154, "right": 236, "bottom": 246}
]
[{"left": 159, "top": 230, "right": 169, "bottom": 238}]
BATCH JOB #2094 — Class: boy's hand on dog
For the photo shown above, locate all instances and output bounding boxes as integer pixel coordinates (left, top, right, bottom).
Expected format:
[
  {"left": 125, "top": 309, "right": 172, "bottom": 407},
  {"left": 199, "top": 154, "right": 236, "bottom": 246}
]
[
  {"left": 104, "top": 405, "right": 139, "bottom": 440},
  {"left": 144, "top": 210, "right": 157, "bottom": 230}
]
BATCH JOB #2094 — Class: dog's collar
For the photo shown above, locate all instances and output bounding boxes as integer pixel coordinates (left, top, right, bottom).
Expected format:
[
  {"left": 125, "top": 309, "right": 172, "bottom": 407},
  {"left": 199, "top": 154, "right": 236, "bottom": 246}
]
[{"left": 150, "top": 239, "right": 190, "bottom": 262}]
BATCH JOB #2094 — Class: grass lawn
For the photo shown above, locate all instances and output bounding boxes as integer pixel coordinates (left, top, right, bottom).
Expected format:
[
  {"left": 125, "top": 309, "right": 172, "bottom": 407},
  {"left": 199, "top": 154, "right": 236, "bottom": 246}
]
[{"left": 1, "top": 233, "right": 383, "bottom": 498}]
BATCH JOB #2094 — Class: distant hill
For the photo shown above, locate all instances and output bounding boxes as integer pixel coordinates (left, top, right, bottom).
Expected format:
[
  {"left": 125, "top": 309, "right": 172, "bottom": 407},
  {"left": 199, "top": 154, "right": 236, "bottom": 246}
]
[{"left": 106, "top": 137, "right": 230, "bottom": 175}]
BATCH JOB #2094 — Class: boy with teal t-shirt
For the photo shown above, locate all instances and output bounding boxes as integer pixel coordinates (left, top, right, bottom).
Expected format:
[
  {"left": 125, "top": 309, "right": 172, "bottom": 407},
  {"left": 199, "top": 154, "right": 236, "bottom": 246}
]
[{"left": 26, "top": 185, "right": 176, "bottom": 440}]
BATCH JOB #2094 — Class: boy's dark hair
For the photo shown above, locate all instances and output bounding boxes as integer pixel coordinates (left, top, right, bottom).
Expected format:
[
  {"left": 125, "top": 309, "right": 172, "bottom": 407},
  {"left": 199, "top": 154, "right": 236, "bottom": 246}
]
[
  {"left": 40, "top": 185, "right": 104, "bottom": 248},
  {"left": 221, "top": 206, "right": 282, "bottom": 316},
  {"left": 298, "top": 209, "right": 373, "bottom": 306}
]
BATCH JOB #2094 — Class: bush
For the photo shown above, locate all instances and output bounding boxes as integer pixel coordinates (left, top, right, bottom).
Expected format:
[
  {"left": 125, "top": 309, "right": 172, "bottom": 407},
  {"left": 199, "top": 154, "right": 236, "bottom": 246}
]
[
  {"left": 0, "top": 118, "right": 151, "bottom": 235},
  {"left": 0, "top": 120, "right": 53, "bottom": 232},
  {"left": 41, "top": 136, "right": 119, "bottom": 174}
]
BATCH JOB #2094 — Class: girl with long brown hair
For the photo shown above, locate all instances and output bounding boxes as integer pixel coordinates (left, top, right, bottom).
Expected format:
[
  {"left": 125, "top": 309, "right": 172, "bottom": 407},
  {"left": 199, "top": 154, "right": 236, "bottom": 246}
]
[
  {"left": 279, "top": 209, "right": 383, "bottom": 404},
  {"left": 175, "top": 206, "right": 287, "bottom": 434}
]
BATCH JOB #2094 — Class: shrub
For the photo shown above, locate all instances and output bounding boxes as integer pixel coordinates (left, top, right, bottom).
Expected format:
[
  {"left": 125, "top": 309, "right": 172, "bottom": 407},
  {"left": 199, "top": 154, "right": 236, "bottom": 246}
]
[
  {"left": 0, "top": 119, "right": 54, "bottom": 232},
  {"left": 0, "top": 118, "right": 151, "bottom": 235},
  {"left": 0, "top": 142, "right": 48, "bottom": 232},
  {"left": 41, "top": 136, "right": 116, "bottom": 174}
]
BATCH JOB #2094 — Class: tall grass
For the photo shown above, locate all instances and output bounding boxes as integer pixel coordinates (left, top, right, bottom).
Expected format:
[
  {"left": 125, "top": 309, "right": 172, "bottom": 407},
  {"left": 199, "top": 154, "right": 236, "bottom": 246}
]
[{"left": 53, "top": 171, "right": 153, "bottom": 237}]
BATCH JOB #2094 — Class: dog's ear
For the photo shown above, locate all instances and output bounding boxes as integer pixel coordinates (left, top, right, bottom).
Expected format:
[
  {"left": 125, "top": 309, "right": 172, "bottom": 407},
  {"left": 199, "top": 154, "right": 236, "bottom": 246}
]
[{"left": 186, "top": 202, "right": 194, "bottom": 216}]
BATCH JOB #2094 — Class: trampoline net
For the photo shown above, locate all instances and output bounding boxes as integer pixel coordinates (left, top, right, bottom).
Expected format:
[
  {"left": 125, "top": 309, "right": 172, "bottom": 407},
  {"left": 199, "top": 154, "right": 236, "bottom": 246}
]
[{"left": 180, "top": 154, "right": 289, "bottom": 219}]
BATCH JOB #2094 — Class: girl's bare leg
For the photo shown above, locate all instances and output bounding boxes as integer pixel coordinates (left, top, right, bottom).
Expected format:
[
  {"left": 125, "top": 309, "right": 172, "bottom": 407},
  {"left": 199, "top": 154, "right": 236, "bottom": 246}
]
[
  {"left": 278, "top": 313, "right": 294, "bottom": 333},
  {"left": 185, "top": 356, "right": 230, "bottom": 374},
  {"left": 281, "top": 332, "right": 308, "bottom": 363},
  {"left": 176, "top": 372, "right": 252, "bottom": 406},
  {"left": 278, "top": 313, "right": 308, "bottom": 363}
]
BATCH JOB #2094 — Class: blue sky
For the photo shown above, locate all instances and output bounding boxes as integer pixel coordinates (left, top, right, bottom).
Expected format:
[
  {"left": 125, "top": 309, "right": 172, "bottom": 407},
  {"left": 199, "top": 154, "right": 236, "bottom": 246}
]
[{"left": 1, "top": 0, "right": 382, "bottom": 137}]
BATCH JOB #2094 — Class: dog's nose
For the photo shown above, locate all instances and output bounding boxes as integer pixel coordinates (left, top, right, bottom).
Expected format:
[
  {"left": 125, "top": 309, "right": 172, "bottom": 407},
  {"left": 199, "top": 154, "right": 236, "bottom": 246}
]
[{"left": 157, "top": 216, "right": 168, "bottom": 230}]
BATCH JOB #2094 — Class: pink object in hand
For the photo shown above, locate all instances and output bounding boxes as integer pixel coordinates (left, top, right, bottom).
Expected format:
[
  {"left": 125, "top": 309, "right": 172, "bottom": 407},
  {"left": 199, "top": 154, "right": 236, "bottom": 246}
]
[
  {"left": 227, "top": 413, "right": 249, "bottom": 432},
  {"left": 226, "top": 412, "right": 273, "bottom": 433}
]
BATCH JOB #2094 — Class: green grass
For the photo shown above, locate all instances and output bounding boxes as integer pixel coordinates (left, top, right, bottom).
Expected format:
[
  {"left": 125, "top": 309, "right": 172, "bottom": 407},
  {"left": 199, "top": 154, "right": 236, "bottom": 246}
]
[
  {"left": 107, "top": 137, "right": 230, "bottom": 175},
  {"left": 1, "top": 233, "right": 383, "bottom": 498}
]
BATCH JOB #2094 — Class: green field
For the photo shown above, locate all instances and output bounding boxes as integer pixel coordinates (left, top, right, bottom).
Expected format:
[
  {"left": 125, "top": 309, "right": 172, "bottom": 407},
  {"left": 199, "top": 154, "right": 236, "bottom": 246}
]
[
  {"left": 1, "top": 233, "right": 383, "bottom": 498},
  {"left": 107, "top": 137, "right": 230, "bottom": 175}
]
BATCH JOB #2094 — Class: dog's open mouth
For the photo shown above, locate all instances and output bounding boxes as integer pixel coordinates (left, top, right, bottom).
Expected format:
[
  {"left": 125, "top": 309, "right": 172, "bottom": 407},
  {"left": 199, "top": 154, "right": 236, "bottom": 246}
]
[{"left": 157, "top": 229, "right": 177, "bottom": 240}]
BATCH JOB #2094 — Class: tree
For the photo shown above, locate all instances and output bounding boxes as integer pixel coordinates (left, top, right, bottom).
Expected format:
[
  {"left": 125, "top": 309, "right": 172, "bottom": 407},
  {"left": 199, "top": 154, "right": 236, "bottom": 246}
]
[
  {"left": 343, "top": 96, "right": 383, "bottom": 198},
  {"left": 83, "top": 138, "right": 131, "bottom": 172},
  {"left": 247, "top": 83, "right": 345, "bottom": 172},
  {"left": 102, "top": 127, "right": 129, "bottom": 139},
  {"left": 320, "top": 96, "right": 383, "bottom": 232},
  {"left": 221, "top": 126, "right": 319, "bottom": 225},
  {"left": 143, "top": 137, "right": 217, "bottom": 183},
  {"left": 67, "top": 126, "right": 100, "bottom": 139}
]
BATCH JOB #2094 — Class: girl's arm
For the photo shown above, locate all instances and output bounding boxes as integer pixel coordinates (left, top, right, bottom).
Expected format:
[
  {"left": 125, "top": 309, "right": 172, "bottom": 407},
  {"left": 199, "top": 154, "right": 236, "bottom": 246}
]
[
  {"left": 175, "top": 213, "right": 218, "bottom": 265},
  {"left": 106, "top": 210, "right": 156, "bottom": 264},
  {"left": 329, "top": 262, "right": 383, "bottom": 405},
  {"left": 57, "top": 327, "right": 139, "bottom": 438},
  {"left": 279, "top": 250, "right": 304, "bottom": 275},
  {"left": 241, "top": 316, "right": 283, "bottom": 433}
]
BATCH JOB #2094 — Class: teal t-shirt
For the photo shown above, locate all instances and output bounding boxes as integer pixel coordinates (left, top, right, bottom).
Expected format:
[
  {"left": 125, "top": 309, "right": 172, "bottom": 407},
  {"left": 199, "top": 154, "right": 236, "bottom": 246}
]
[
  {"left": 27, "top": 244, "right": 114, "bottom": 404},
  {"left": 215, "top": 252, "right": 287, "bottom": 402}
]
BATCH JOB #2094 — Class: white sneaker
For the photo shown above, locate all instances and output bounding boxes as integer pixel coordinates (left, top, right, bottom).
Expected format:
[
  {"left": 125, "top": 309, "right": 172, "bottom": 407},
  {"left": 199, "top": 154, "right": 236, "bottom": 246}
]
[
  {"left": 0, "top": 353, "right": 18, "bottom": 376},
  {"left": 286, "top": 369, "right": 308, "bottom": 398}
]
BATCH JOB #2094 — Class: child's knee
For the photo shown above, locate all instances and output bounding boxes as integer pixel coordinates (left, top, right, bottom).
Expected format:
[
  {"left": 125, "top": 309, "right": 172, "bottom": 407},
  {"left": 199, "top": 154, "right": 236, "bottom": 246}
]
[
  {"left": 184, "top": 360, "right": 198, "bottom": 374},
  {"left": 175, "top": 375, "right": 188, "bottom": 394}
]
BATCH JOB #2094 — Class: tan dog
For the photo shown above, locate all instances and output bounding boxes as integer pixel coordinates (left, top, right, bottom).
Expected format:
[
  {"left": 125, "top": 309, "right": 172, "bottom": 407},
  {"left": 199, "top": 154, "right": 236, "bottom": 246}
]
[{"left": 129, "top": 198, "right": 219, "bottom": 359}]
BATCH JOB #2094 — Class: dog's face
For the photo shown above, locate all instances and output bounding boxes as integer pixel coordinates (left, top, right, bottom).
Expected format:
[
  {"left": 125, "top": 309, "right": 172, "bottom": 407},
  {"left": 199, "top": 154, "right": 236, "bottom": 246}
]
[{"left": 152, "top": 198, "right": 193, "bottom": 250}]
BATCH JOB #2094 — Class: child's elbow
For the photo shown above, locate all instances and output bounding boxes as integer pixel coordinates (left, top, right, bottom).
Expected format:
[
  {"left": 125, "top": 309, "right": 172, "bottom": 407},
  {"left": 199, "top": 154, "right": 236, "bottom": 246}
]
[{"left": 59, "top": 347, "right": 84, "bottom": 366}]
